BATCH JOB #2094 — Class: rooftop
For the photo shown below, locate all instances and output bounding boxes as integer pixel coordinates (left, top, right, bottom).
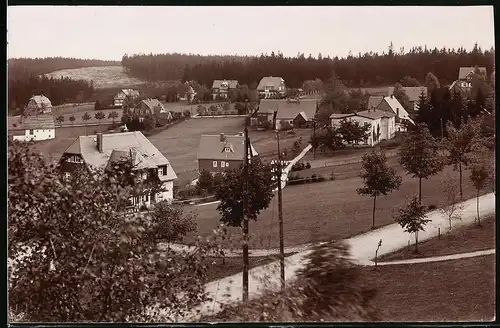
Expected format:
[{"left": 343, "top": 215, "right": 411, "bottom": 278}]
[{"left": 198, "top": 133, "right": 258, "bottom": 161}]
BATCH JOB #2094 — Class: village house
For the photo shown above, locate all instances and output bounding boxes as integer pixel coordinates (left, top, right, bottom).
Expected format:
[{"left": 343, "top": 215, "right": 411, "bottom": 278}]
[
  {"left": 257, "top": 76, "right": 287, "bottom": 99},
  {"left": 8, "top": 95, "right": 56, "bottom": 142},
  {"left": 59, "top": 131, "right": 177, "bottom": 208},
  {"left": 133, "top": 98, "right": 172, "bottom": 120},
  {"left": 376, "top": 95, "right": 414, "bottom": 132},
  {"left": 330, "top": 108, "right": 396, "bottom": 147},
  {"left": 212, "top": 80, "right": 238, "bottom": 100},
  {"left": 113, "top": 89, "right": 140, "bottom": 108},
  {"left": 449, "top": 66, "right": 487, "bottom": 99},
  {"left": 197, "top": 133, "right": 258, "bottom": 174},
  {"left": 9, "top": 114, "right": 56, "bottom": 142},
  {"left": 387, "top": 86, "right": 428, "bottom": 111},
  {"left": 24, "top": 95, "right": 53, "bottom": 115},
  {"left": 258, "top": 98, "right": 318, "bottom": 130}
]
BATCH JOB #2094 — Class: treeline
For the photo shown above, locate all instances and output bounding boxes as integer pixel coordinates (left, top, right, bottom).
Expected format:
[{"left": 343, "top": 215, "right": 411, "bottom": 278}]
[
  {"left": 8, "top": 75, "right": 94, "bottom": 113},
  {"left": 8, "top": 57, "right": 120, "bottom": 81},
  {"left": 122, "top": 44, "right": 494, "bottom": 88}
]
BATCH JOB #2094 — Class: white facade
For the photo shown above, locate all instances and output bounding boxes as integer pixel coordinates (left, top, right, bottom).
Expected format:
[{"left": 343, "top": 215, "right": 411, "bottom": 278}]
[
  {"left": 331, "top": 115, "right": 395, "bottom": 147},
  {"left": 12, "top": 128, "right": 55, "bottom": 142}
]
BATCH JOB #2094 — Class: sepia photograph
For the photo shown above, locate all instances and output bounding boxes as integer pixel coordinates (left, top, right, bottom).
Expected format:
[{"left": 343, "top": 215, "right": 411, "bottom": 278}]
[{"left": 7, "top": 5, "right": 496, "bottom": 323}]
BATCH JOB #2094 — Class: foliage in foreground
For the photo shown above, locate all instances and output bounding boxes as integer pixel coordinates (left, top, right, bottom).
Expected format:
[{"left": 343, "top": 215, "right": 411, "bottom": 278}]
[
  {"left": 201, "top": 241, "right": 379, "bottom": 322},
  {"left": 8, "top": 141, "right": 222, "bottom": 322}
]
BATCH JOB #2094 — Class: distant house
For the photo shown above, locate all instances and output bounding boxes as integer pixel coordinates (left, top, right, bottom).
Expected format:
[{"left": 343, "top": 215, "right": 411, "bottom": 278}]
[
  {"left": 212, "top": 80, "right": 238, "bottom": 100},
  {"left": 387, "top": 86, "right": 428, "bottom": 111},
  {"left": 330, "top": 109, "right": 396, "bottom": 147},
  {"left": 197, "top": 133, "right": 258, "bottom": 174},
  {"left": 24, "top": 95, "right": 53, "bottom": 115},
  {"left": 8, "top": 114, "right": 56, "bottom": 142},
  {"left": 257, "top": 76, "right": 287, "bottom": 99},
  {"left": 449, "top": 67, "right": 487, "bottom": 99},
  {"left": 59, "top": 131, "right": 177, "bottom": 207},
  {"left": 114, "top": 89, "right": 140, "bottom": 108},
  {"left": 133, "top": 98, "right": 171, "bottom": 120},
  {"left": 258, "top": 98, "right": 318, "bottom": 130},
  {"left": 376, "top": 95, "right": 414, "bottom": 132}
]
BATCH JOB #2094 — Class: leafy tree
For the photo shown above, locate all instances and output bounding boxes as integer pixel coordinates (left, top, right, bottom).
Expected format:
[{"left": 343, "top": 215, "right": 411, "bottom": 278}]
[
  {"left": 213, "top": 157, "right": 274, "bottom": 227},
  {"left": 69, "top": 115, "right": 76, "bottom": 126},
  {"left": 234, "top": 103, "right": 247, "bottom": 115},
  {"left": 82, "top": 112, "right": 91, "bottom": 135},
  {"left": 395, "top": 196, "right": 430, "bottom": 253},
  {"left": 150, "top": 202, "right": 197, "bottom": 242},
  {"left": 357, "top": 151, "right": 402, "bottom": 229},
  {"left": 8, "top": 142, "right": 219, "bottom": 322},
  {"left": 439, "top": 177, "right": 463, "bottom": 231},
  {"left": 399, "top": 76, "right": 421, "bottom": 87},
  {"left": 223, "top": 103, "right": 231, "bottom": 114},
  {"left": 197, "top": 169, "right": 215, "bottom": 194},
  {"left": 337, "top": 119, "right": 370, "bottom": 146},
  {"left": 196, "top": 105, "right": 206, "bottom": 116},
  {"left": 398, "top": 123, "right": 444, "bottom": 202},
  {"left": 55, "top": 115, "right": 65, "bottom": 126},
  {"left": 310, "top": 126, "right": 344, "bottom": 153},
  {"left": 424, "top": 72, "right": 440, "bottom": 93},
  {"left": 209, "top": 105, "right": 218, "bottom": 115},
  {"left": 469, "top": 153, "right": 492, "bottom": 226},
  {"left": 142, "top": 114, "right": 156, "bottom": 131},
  {"left": 442, "top": 117, "right": 483, "bottom": 200},
  {"left": 182, "top": 110, "right": 191, "bottom": 118},
  {"left": 94, "top": 111, "right": 105, "bottom": 125},
  {"left": 108, "top": 111, "right": 119, "bottom": 124},
  {"left": 94, "top": 100, "right": 101, "bottom": 110}
]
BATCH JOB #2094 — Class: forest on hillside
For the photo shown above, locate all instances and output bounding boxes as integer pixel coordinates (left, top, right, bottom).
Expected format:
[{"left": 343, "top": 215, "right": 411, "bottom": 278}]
[
  {"left": 122, "top": 44, "right": 495, "bottom": 88},
  {"left": 7, "top": 57, "right": 120, "bottom": 81}
]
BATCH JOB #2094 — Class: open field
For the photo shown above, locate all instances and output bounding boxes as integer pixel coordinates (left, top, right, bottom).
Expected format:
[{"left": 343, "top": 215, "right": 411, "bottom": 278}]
[
  {"left": 189, "top": 163, "right": 491, "bottom": 248},
  {"left": 148, "top": 117, "right": 312, "bottom": 186},
  {"left": 361, "top": 255, "right": 495, "bottom": 321},
  {"left": 45, "top": 66, "right": 148, "bottom": 89},
  {"left": 379, "top": 215, "right": 495, "bottom": 261}
]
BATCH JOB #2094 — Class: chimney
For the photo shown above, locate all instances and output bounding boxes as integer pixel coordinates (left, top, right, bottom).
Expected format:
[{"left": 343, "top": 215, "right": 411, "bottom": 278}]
[
  {"left": 97, "top": 133, "right": 103, "bottom": 152},
  {"left": 220, "top": 133, "right": 225, "bottom": 142},
  {"left": 390, "top": 94, "right": 394, "bottom": 99},
  {"left": 396, "top": 108, "right": 400, "bottom": 117}
]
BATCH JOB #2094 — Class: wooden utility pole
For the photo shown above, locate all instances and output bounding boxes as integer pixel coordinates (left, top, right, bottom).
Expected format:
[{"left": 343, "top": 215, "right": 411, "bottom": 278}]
[
  {"left": 276, "top": 130, "right": 285, "bottom": 290},
  {"left": 312, "top": 119, "right": 317, "bottom": 159},
  {"left": 242, "top": 112, "right": 250, "bottom": 303}
]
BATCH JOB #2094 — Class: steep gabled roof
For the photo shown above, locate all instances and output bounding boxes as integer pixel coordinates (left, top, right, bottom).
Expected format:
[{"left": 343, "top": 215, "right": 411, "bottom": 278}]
[
  {"left": 330, "top": 110, "right": 395, "bottom": 121},
  {"left": 137, "top": 99, "right": 164, "bottom": 111},
  {"left": 198, "top": 134, "right": 258, "bottom": 161},
  {"left": 381, "top": 96, "right": 415, "bottom": 125},
  {"left": 63, "top": 131, "right": 177, "bottom": 181},
  {"left": 367, "top": 96, "right": 384, "bottom": 110},
  {"left": 459, "top": 67, "right": 487, "bottom": 80},
  {"left": 259, "top": 99, "right": 317, "bottom": 121},
  {"left": 212, "top": 80, "right": 238, "bottom": 89}
]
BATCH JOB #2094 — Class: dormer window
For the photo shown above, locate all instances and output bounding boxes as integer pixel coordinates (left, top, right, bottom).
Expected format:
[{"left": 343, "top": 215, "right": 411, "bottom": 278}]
[{"left": 224, "top": 147, "right": 231, "bottom": 152}]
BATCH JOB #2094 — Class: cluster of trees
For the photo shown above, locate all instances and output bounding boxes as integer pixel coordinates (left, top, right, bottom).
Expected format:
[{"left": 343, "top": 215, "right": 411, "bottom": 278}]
[
  {"left": 358, "top": 119, "right": 493, "bottom": 252},
  {"left": 8, "top": 141, "right": 221, "bottom": 321},
  {"left": 122, "top": 44, "right": 494, "bottom": 88},
  {"left": 8, "top": 75, "right": 95, "bottom": 113}
]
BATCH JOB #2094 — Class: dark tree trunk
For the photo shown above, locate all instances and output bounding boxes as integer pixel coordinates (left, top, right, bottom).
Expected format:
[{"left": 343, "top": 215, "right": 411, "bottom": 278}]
[
  {"left": 414, "top": 230, "right": 419, "bottom": 253},
  {"left": 459, "top": 162, "right": 463, "bottom": 200},
  {"left": 477, "top": 188, "right": 481, "bottom": 226},
  {"left": 372, "top": 195, "right": 377, "bottom": 229},
  {"left": 419, "top": 176, "right": 422, "bottom": 202}
]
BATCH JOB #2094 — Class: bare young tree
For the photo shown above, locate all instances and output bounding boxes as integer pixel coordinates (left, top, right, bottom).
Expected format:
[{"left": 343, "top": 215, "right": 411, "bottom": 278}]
[{"left": 438, "top": 177, "right": 463, "bottom": 231}]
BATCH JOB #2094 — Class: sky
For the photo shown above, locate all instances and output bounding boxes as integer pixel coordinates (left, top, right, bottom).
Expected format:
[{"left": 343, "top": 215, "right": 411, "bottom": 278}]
[{"left": 7, "top": 6, "right": 495, "bottom": 61}]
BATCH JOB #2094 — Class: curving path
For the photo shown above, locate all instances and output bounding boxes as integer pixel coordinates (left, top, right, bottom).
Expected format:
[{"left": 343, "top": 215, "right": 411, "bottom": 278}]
[
  {"left": 374, "top": 248, "right": 495, "bottom": 266},
  {"left": 156, "top": 192, "right": 495, "bottom": 321}
]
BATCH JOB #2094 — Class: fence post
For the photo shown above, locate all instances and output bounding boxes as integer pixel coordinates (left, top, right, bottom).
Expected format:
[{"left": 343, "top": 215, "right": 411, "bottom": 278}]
[{"left": 438, "top": 227, "right": 441, "bottom": 240}]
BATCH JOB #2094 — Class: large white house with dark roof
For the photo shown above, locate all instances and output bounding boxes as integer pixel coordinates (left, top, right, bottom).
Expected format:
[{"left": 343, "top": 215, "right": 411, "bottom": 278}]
[
  {"left": 257, "top": 76, "right": 287, "bottom": 99},
  {"left": 59, "top": 131, "right": 177, "bottom": 207},
  {"left": 8, "top": 95, "right": 55, "bottom": 142}
]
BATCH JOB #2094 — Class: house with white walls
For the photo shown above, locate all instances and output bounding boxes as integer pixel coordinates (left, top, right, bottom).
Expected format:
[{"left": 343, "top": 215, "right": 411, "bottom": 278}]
[
  {"left": 330, "top": 108, "right": 396, "bottom": 147},
  {"left": 376, "top": 95, "right": 414, "bottom": 132},
  {"left": 8, "top": 114, "right": 56, "bottom": 142}
]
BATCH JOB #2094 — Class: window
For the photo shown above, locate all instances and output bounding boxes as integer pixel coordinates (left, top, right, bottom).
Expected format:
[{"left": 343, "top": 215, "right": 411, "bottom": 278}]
[
  {"left": 162, "top": 166, "right": 168, "bottom": 176},
  {"left": 221, "top": 161, "right": 226, "bottom": 168},
  {"left": 468, "top": 82, "right": 472, "bottom": 88},
  {"left": 142, "top": 194, "right": 149, "bottom": 202},
  {"left": 29, "top": 129, "right": 34, "bottom": 135},
  {"left": 64, "top": 172, "right": 70, "bottom": 179},
  {"left": 142, "top": 172, "right": 148, "bottom": 180},
  {"left": 461, "top": 82, "right": 467, "bottom": 88},
  {"left": 225, "top": 161, "right": 229, "bottom": 167},
  {"left": 67, "top": 155, "right": 82, "bottom": 164},
  {"left": 224, "top": 147, "right": 231, "bottom": 152},
  {"left": 213, "top": 161, "right": 218, "bottom": 168}
]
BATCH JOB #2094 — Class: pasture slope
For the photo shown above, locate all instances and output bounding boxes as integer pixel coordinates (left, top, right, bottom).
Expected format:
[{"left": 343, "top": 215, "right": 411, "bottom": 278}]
[{"left": 44, "top": 66, "right": 148, "bottom": 89}]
